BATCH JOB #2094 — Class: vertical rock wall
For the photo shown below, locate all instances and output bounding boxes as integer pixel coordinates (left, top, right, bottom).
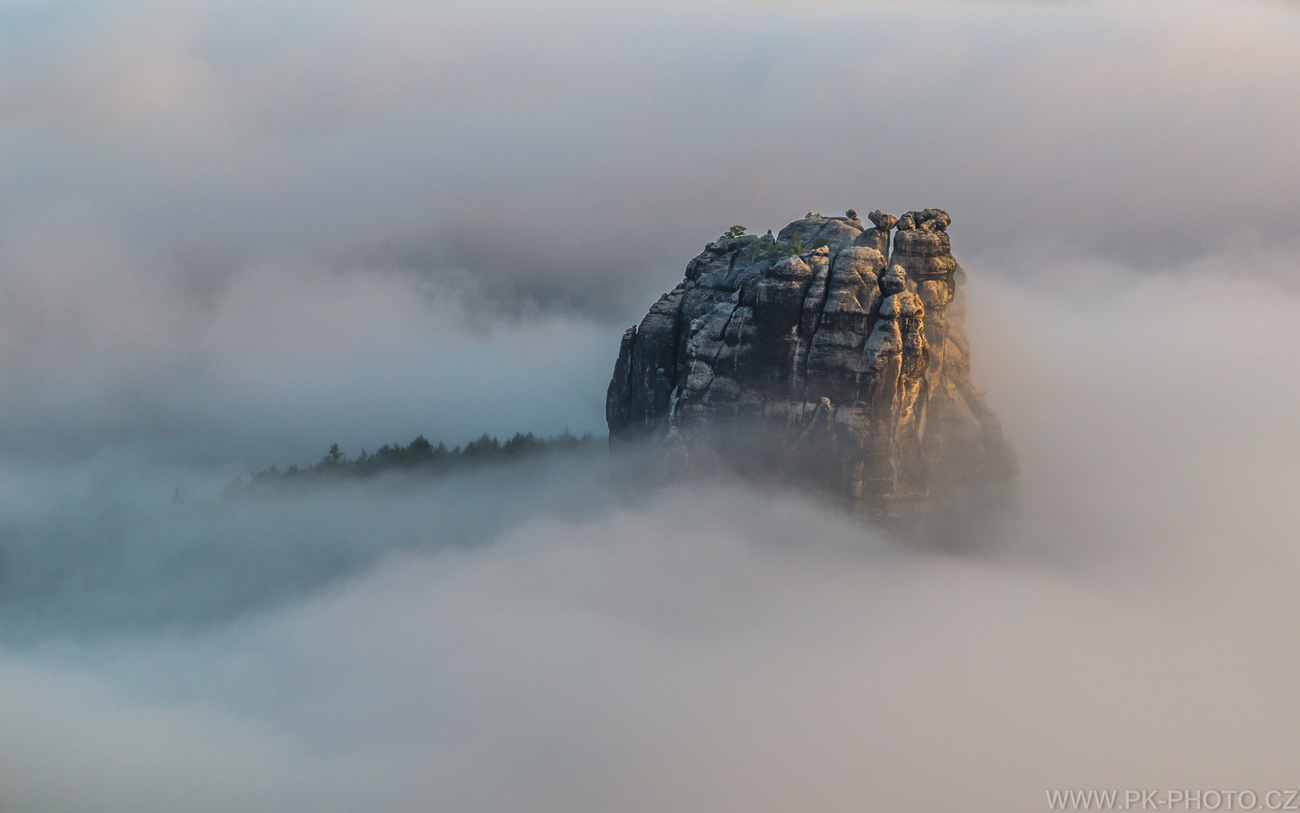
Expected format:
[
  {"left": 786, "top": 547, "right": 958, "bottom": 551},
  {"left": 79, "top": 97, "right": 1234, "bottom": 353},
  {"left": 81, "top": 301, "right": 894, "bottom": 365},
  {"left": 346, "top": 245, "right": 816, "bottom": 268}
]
[{"left": 607, "top": 209, "right": 1016, "bottom": 533}]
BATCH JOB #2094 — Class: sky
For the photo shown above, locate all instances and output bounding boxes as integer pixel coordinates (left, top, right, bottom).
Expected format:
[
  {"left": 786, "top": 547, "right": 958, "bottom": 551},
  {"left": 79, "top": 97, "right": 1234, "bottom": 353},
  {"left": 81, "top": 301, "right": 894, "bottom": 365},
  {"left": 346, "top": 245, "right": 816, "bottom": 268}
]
[{"left": 1, "top": 0, "right": 1299, "bottom": 810}]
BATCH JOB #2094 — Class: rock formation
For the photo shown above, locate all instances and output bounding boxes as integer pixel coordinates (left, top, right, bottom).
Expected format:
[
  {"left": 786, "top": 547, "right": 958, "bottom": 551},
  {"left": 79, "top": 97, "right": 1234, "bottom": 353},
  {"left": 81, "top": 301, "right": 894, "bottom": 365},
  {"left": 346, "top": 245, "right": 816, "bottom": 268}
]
[{"left": 606, "top": 209, "right": 1016, "bottom": 537}]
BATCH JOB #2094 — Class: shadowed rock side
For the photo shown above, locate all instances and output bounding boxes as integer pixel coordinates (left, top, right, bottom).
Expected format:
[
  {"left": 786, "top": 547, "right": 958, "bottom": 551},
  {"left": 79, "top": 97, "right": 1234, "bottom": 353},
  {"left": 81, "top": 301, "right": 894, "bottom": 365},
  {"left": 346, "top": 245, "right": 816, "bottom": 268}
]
[{"left": 607, "top": 209, "right": 1017, "bottom": 538}]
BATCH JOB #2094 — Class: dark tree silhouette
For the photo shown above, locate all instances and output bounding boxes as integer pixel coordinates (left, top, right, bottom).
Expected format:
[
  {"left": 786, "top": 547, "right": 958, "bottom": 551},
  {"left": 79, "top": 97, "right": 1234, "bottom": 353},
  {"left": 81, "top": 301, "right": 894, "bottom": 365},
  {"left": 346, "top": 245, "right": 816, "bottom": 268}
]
[{"left": 233, "top": 430, "right": 602, "bottom": 494}]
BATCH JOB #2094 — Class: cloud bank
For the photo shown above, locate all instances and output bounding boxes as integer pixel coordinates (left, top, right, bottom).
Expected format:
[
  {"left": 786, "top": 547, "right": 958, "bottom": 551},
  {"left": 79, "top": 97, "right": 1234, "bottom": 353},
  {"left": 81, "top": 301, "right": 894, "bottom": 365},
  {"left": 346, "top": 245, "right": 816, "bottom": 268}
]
[{"left": 1, "top": 253, "right": 1297, "bottom": 811}]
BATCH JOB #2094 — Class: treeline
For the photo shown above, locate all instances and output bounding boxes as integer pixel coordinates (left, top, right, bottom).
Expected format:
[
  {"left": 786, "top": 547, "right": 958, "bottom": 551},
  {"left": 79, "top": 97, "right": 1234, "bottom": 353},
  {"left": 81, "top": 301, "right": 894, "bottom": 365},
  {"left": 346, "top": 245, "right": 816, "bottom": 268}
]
[{"left": 229, "top": 431, "right": 602, "bottom": 493}]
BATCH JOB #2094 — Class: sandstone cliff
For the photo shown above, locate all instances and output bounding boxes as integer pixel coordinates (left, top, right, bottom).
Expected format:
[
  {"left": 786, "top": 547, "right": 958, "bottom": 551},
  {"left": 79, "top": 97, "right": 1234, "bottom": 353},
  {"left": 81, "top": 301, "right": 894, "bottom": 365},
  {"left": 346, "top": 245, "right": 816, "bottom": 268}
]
[{"left": 607, "top": 208, "right": 1016, "bottom": 534}]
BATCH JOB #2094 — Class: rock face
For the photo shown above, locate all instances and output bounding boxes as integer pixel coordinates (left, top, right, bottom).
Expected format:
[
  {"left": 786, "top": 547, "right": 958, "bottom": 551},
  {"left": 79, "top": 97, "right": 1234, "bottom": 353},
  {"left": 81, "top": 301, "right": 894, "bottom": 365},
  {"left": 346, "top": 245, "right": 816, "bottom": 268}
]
[{"left": 606, "top": 209, "right": 1016, "bottom": 535}]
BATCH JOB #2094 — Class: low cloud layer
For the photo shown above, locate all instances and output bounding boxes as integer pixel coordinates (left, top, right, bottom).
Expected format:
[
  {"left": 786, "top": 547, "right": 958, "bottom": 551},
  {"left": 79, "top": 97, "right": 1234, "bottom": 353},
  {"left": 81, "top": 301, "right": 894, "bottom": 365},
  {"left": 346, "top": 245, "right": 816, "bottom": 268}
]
[
  {"left": 3, "top": 480, "right": 1299, "bottom": 812},
  {"left": 0, "top": 254, "right": 1297, "bottom": 811}
]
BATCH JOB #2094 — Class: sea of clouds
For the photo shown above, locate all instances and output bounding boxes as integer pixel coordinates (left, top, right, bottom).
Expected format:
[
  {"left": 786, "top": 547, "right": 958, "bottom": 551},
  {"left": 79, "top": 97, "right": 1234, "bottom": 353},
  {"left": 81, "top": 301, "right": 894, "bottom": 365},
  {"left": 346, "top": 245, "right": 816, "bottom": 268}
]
[{"left": 0, "top": 1, "right": 1298, "bottom": 810}]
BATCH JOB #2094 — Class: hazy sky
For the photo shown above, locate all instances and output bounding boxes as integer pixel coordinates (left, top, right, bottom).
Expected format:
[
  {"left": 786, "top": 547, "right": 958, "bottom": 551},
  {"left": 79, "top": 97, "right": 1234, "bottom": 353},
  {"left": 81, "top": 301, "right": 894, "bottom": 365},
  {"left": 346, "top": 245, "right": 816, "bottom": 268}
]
[
  {"left": 1, "top": 1, "right": 1299, "bottom": 811},
  {"left": 1, "top": 0, "right": 1298, "bottom": 463}
]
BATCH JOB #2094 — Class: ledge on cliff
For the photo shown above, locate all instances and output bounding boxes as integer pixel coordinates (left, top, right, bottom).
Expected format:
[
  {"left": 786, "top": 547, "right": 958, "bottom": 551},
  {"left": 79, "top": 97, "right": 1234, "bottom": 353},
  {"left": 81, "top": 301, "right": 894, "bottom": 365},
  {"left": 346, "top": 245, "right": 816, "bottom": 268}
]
[{"left": 606, "top": 208, "right": 1017, "bottom": 541}]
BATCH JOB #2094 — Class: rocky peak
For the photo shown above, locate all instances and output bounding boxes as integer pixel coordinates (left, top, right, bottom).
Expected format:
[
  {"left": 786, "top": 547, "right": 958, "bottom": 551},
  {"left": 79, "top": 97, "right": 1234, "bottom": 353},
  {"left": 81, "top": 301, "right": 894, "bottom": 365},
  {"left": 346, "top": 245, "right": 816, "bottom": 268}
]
[{"left": 607, "top": 208, "right": 1016, "bottom": 539}]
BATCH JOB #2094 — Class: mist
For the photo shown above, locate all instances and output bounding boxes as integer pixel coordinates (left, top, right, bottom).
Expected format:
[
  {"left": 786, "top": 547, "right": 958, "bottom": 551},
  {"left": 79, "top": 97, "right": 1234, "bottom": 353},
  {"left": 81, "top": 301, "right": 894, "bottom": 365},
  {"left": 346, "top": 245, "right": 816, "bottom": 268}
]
[{"left": 1, "top": 0, "right": 1299, "bottom": 810}]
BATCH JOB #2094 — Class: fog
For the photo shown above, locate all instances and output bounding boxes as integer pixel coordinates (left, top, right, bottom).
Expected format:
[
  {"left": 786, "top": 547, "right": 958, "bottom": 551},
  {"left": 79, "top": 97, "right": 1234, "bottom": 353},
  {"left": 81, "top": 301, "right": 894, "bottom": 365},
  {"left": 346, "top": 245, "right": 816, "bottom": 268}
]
[{"left": 1, "top": 0, "right": 1299, "bottom": 811}]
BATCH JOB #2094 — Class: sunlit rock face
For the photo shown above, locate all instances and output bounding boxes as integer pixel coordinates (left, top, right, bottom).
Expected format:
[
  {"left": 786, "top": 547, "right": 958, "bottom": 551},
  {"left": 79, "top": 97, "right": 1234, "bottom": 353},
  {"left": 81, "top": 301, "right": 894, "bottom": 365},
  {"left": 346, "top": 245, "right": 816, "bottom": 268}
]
[{"left": 607, "top": 208, "right": 1017, "bottom": 536}]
